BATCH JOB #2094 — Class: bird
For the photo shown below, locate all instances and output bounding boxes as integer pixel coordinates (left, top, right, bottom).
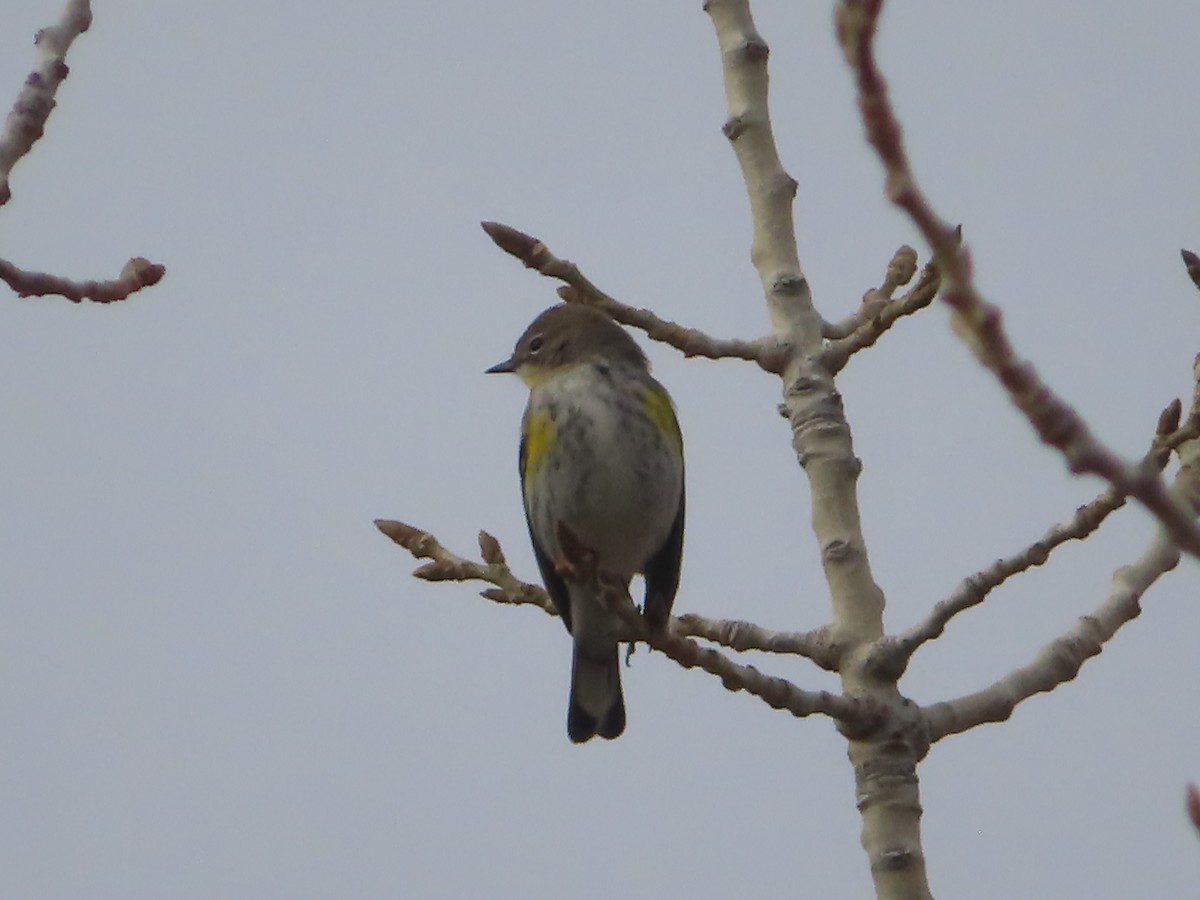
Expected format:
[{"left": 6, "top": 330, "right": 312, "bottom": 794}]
[{"left": 486, "top": 303, "right": 685, "bottom": 742}]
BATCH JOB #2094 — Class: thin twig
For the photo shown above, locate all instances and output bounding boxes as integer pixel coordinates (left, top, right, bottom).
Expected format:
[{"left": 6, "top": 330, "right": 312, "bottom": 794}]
[
  {"left": 0, "top": 256, "right": 164, "bottom": 303},
  {"left": 674, "top": 613, "right": 845, "bottom": 671},
  {"left": 836, "top": 0, "right": 1200, "bottom": 559},
  {"left": 872, "top": 405, "right": 1200, "bottom": 677},
  {"left": 923, "top": 497, "right": 1192, "bottom": 743},
  {"left": 0, "top": 0, "right": 92, "bottom": 207},
  {"left": 1187, "top": 784, "right": 1200, "bottom": 838},
  {"left": 823, "top": 244, "right": 919, "bottom": 339},
  {"left": 480, "top": 221, "right": 788, "bottom": 373},
  {"left": 923, "top": 406, "right": 1200, "bottom": 742},
  {"left": 0, "top": 0, "right": 165, "bottom": 303},
  {"left": 652, "top": 624, "right": 874, "bottom": 729},
  {"left": 825, "top": 256, "right": 941, "bottom": 372},
  {"left": 375, "top": 518, "right": 876, "bottom": 730},
  {"left": 375, "top": 519, "right": 555, "bottom": 615},
  {"left": 1182, "top": 249, "right": 1200, "bottom": 293}
]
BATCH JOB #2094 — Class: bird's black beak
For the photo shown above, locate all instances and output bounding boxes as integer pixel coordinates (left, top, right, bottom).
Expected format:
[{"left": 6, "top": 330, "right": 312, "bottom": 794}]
[{"left": 485, "top": 357, "right": 516, "bottom": 375}]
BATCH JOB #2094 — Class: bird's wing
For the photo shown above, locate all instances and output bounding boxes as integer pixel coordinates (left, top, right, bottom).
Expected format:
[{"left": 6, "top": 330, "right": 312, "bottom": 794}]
[
  {"left": 642, "top": 467, "right": 685, "bottom": 631},
  {"left": 519, "top": 411, "right": 573, "bottom": 632}
]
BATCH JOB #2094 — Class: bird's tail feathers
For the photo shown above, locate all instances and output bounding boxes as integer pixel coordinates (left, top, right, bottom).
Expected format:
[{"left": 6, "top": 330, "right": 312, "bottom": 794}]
[{"left": 567, "top": 641, "right": 625, "bottom": 743}]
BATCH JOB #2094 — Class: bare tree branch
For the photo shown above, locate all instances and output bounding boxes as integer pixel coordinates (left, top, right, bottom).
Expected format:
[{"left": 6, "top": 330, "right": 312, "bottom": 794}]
[
  {"left": 1182, "top": 249, "right": 1200, "bottom": 293},
  {"left": 824, "top": 255, "right": 941, "bottom": 373},
  {"left": 651, "top": 624, "right": 874, "bottom": 728},
  {"left": 374, "top": 518, "right": 875, "bottom": 729},
  {"left": 924, "top": 529, "right": 1176, "bottom": 743},
  {"left": 0, "top": 0, "right": 165, "bottom": 303},
  {"left": 822, "top": 244, "right": 918, "bottom": 339},
  {"left": 0, "top": 255, "right": 164, "bottom": 303},
  {"left": 1187, "top": 784, "right": 1200, "bottom": 838},
  {"left": 706, "top": 3, "right": 935, "bottom": 896},
  {"left": 674, "top": 613, "right": 845, "bottom": 671},
  {"left": 873, "top": 403, "right": 1200, "bottom": 676},
  {"left": 479, "top": 221, "right": 787, "bottom": 372},
  {"left": 375, "top": 519, "right": 555, "bottom": 615},
  {"left": 0, "top": 0, "right": 92, "bottom": 207},
  {"left": 836, "top": 0, "right": 1200, "bottom": 560},
  {"left": 377, "top": 519, "right": 847, "bottom": 669},
  {"left": 924, "top": 430, "right": 1200, "bottom": 743},
  {"left": 704, "top": 0, "right": 889, "bottom": 650}
]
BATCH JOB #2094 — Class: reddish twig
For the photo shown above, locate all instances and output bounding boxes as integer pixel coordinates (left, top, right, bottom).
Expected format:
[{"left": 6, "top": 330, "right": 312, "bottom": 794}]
[
  {"left": 0, "top": 0, "right": 92, "bottom": 207},
  {"left": 0, "top": 256, "right": 165, "bottom": 303},
  {"left": 872, "top": 401, "right": 1200, "bottom": 677},
  {"left": 836, "top": 0, "right": 1200, "bottom": 558},
  {"left": 923, "top": 379, "right": 1200, "bottom": 742},
  {"left": 923, "top": 509, "right": 1187, "bottom": 743},
  {"left": 0, "top": 1, "right": 165, "bottom": 304},
  {"left": 1187, "top": 784, "right": 1200, "bottom": 838},
  {"left": 1182, "top": 249, "right": 1200, "bottom": 293}
]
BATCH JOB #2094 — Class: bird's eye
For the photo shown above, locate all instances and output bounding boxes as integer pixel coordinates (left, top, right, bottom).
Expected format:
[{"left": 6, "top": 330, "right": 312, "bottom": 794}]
[{"left": 528, "top": 334, "right": 545, "bottom": 353}]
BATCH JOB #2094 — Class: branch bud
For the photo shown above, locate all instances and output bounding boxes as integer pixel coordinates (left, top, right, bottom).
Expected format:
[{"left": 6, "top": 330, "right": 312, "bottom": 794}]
[
  {"left": 413, "top": 560, "right": 460, "bottom": 581},
  {"left": 1157, "top": 398, "right": 1182, "bottom": 436},
  {"left": 481, "top": 221, "right": 542, "bottom": 267},
  {"left": 886, "top": 245, "right": 918, "bottom": 288},
  {"left": 1182, "top": 249, "right": 1200, "bottom": 292},
  {"left": 375, "top": 519, "right": 436, "bottom": 557},
  {"left": 1187, "top": 784, "right": 1200, "bottom": 836},
  {"left": 478, "top": 530, "right": 505, "bottom": 565}
]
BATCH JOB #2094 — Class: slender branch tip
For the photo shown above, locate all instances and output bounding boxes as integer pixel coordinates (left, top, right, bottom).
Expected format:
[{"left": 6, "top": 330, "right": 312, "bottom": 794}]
[
  {"left": 1182, "top": 249, "right": 1200, "bottom": 292},
  {"left": 1158, "top": 398, "right": 1183, "bottom": 437},
  {"left": 481, "top": 221, "right": 542, "bottom": 266}
]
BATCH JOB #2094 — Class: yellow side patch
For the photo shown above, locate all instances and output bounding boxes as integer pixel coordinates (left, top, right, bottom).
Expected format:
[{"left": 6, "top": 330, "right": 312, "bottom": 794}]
[
  {"left": 523, "top": 409, "right": 558, "bottom": 481},
  {"left": 643, "top": 386, "right": 683, "bottom": 455}
]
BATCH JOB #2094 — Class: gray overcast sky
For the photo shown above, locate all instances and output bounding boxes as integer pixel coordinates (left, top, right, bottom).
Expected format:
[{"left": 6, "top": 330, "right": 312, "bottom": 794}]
[{"left": 2, "top": 2, "right": 1198, "bottom": 898}]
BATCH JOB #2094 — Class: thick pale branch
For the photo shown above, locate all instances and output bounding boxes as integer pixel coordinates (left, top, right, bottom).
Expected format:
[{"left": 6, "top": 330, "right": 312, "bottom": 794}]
[
  {"left": 703, "top": 0, "right": 819, "bottom": 347},
  {"left": 0, "top": 0, "right": 92, "bottom": 207},
  {"left": 706, "top": 0, "right": 887, "bottom": 652},
  {"left": 480, "top": 221, "right": 786, "bottom": 372},
  {"left": 924, "top": 530, "right": 1172, "bottom": 742},
  {"left": 0, "top": 255, "right": 165, "bottom": 303},
  {"left": 375, "top": 518, "right": 874, "bottom": 729},
  {"left": 837, "top": 0, "right": 1200, "bottom": 559},
  {"left": 707, "top": 6, "right": 931, "bottom": 897},
  {"left": 708, "top": 0, "right": 892, "bottom": 647}
]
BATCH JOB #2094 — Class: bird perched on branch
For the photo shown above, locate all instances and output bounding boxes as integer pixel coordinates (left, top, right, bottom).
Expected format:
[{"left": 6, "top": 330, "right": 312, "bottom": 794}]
[{"left": 487, "top": 303, "right": 685, "bottom": 742}]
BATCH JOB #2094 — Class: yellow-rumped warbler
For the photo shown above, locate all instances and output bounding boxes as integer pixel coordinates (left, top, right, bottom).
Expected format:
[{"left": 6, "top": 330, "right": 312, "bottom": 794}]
[{"left": 486, "top": 303, "right": 685, "bottom": 743}]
